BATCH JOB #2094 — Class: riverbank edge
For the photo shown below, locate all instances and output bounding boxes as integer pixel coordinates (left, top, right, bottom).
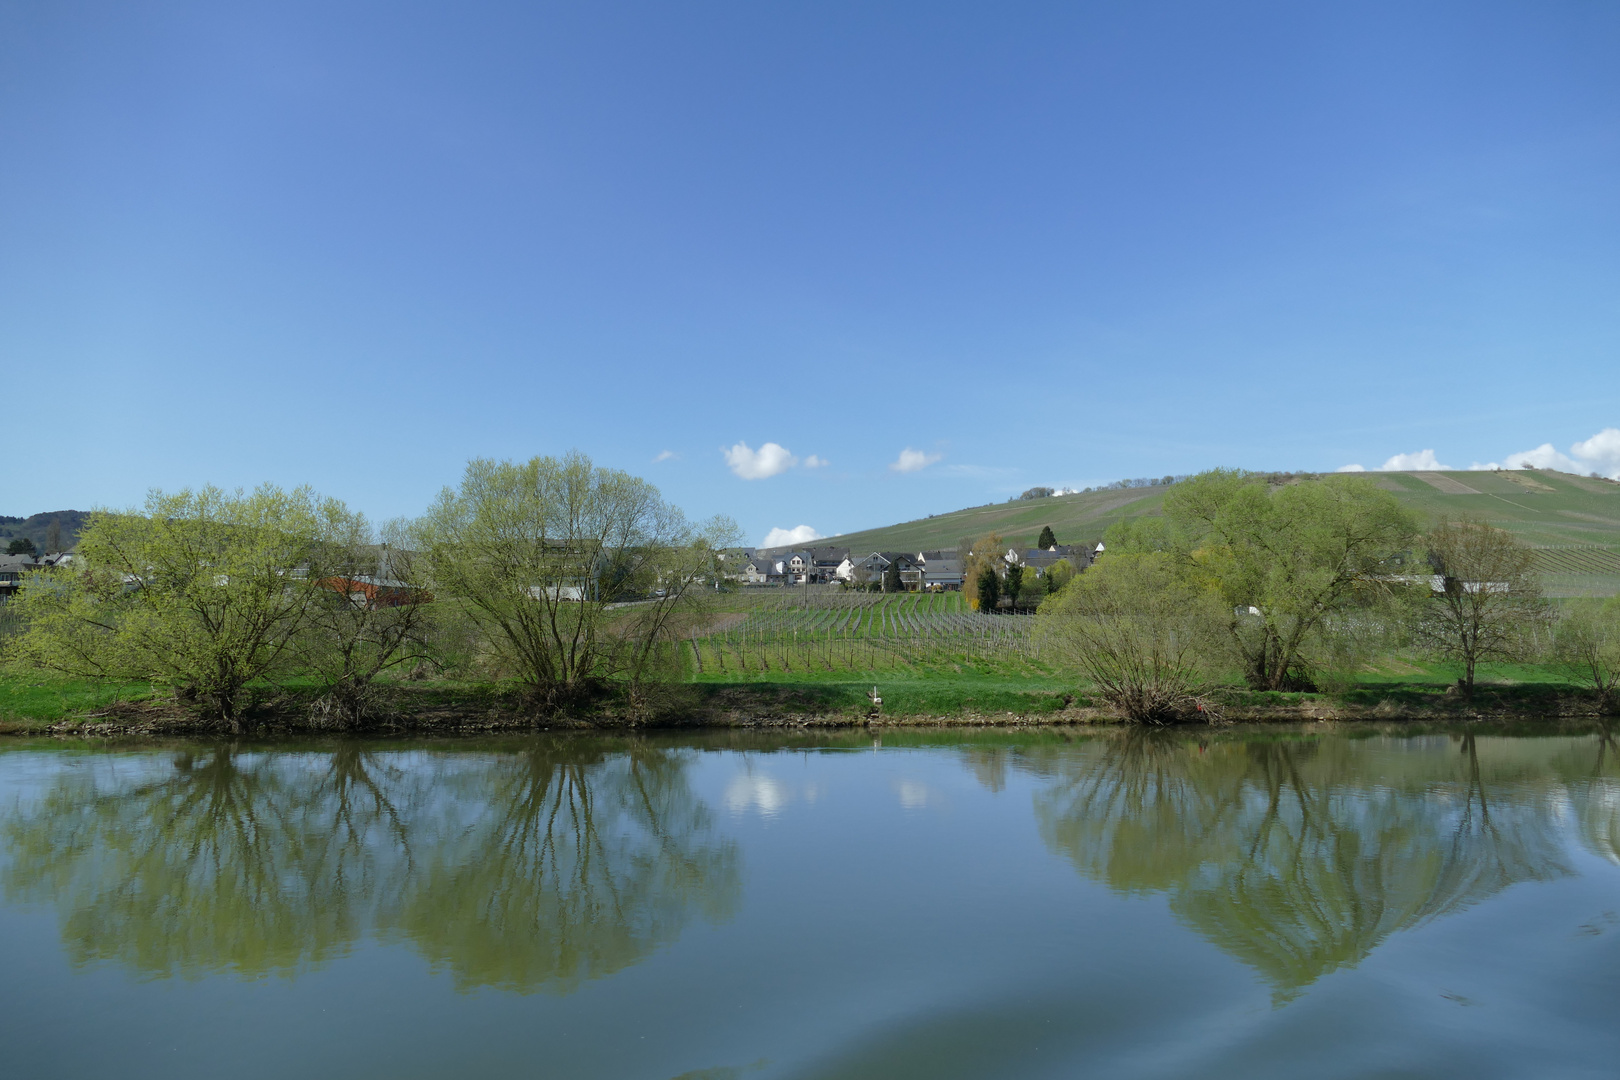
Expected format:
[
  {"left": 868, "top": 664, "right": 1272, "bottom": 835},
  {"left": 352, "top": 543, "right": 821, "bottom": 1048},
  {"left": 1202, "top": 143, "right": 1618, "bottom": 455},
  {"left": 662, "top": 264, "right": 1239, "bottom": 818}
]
[{"left": 1, "top": 682, "right": 1610, "bottom": 738}]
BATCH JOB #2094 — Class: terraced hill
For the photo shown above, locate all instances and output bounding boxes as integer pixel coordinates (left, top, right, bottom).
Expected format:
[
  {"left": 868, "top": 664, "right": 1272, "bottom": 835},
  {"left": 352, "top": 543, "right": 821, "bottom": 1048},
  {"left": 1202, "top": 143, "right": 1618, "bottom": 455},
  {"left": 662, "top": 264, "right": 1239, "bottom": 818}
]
[{"left": 809, "top": 469, "right": 1620, "bottom": 596}]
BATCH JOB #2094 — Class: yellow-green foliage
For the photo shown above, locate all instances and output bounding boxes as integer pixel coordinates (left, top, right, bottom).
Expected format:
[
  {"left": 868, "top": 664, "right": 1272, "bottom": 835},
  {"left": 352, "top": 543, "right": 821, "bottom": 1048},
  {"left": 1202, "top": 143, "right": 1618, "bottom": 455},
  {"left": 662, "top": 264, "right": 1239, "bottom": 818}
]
[{"left": 11, "top": 485, "right": 331, "bottom": 722}]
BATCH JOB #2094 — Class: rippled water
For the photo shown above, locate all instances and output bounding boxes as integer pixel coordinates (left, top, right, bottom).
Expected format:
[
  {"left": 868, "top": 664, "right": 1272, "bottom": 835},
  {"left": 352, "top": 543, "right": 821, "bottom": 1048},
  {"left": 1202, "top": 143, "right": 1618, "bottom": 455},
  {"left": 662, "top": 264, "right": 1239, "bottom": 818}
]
[{"left": 2, "top": 727, "right": 1618, "bottom": 1079}]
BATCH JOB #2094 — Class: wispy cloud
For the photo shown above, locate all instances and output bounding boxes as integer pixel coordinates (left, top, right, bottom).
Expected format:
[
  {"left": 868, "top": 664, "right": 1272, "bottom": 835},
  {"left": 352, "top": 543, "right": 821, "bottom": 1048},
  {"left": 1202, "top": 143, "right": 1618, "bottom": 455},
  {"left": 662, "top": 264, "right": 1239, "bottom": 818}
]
[
  {"left": 804, "top": 454, "right": 829, "bottom": 468},
  {"left": 762, "top": 524, "right": 822, "bottom": 548},
  {"left": 653, "top": 450, "right": 677, "bottom": 463},
  {"left": 890, "top": 447, "right": 943, "bottom": 473},
  {"left": 723, "top": 441, "right": 798, "bottom": 480}
]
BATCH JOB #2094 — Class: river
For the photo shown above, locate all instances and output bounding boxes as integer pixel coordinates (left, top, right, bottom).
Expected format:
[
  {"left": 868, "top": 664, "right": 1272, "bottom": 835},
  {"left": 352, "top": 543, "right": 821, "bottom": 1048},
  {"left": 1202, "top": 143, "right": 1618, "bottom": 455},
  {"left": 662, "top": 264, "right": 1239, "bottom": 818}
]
[{"left": 1, "top": 726, "right": 1617, "bottom": 1078}]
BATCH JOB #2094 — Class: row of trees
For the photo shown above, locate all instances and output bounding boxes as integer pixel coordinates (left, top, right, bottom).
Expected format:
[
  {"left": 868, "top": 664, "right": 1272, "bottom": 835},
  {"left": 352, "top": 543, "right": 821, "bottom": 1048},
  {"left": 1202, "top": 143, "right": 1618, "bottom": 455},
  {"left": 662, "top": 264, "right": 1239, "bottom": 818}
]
[
  {"left": 1037, "top": 469, "right": 1620, "bottom": 723},
  {"left": 8, "top": 452, "right": 736, "bottom": 729}
]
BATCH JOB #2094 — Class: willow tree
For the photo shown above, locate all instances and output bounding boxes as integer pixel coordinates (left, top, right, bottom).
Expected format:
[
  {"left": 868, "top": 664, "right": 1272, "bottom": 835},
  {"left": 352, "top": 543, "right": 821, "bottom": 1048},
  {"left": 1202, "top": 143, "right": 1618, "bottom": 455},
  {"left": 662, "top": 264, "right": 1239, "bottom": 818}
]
[
  {"left": 1147, "top": 470, "right": 1419, "bottom": 690},
  {"left": 1037, "top": 552, "right": 1224, "bottom": 723},
  {"left": 11, "top": 485, "right": 329, "bottom": 728},
  {"left": 416, "top": 452, "right": 735, "bottom": 709}
]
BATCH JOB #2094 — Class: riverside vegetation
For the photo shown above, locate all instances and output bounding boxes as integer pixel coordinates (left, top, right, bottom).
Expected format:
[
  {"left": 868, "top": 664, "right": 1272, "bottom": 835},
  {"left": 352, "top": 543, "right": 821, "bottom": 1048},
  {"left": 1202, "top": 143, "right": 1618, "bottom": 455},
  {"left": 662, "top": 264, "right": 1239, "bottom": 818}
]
[{"left": 2, "top": 461, "right": 1619, "bottom": 734}]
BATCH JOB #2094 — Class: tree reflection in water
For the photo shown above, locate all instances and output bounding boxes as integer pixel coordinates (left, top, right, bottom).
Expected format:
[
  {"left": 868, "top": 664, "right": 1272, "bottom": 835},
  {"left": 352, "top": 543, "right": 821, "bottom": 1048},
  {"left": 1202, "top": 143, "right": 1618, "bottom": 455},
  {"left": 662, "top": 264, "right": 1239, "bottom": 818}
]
[
  {"left": 1032, "top": 730, "right": 1578, "bottom": 1002},
  {"left": 378, "top": 741, "right": 741, "bottom": 994},
  {"left": 0, "top": 738, "right": 739, "bottom": 992}
]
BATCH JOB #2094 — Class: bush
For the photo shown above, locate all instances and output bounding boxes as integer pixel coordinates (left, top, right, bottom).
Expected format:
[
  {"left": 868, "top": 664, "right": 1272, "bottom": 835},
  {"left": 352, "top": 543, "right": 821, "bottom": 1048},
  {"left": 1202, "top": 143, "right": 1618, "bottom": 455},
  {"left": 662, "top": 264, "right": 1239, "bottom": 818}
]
[{"left": 1036, "top": 552, "right": 1222, "bottom": 723}]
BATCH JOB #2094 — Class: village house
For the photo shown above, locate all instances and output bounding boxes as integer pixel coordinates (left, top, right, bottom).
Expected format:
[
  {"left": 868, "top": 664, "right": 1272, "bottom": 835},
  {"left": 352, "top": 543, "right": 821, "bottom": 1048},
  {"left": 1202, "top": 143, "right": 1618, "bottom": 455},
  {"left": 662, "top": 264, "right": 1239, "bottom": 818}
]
[
  {"left": 0, "top": 554, "right": 38, "bottom": 598},
  {"left": 808, "top": 546, "right": 850, "bottom": 583},
  {"left": 915, "top": 550, "right": 964, "bottom": 590},
  {"left": 1006, "top": 543, "right": 1092, "bottom": 578},
  {"left": 743, "top": 554, "right": 783, "bottom": 585}
]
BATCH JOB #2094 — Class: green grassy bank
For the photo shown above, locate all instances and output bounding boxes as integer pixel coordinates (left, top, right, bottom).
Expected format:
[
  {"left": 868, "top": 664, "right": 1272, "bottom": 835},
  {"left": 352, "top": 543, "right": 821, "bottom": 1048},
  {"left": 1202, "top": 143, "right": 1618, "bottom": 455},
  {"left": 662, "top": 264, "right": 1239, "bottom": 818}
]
[{"left": 0, "top": 656, "right": 1608, "bottom": 736}]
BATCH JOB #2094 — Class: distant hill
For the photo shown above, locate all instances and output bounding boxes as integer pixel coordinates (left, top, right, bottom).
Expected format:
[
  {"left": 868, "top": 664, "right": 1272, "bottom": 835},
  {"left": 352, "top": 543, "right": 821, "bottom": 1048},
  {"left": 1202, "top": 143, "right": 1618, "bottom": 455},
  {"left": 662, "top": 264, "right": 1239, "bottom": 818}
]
[
  {"left": 808, "top": 469, "right": 1620, "bottom": 597},
  {"left": 0, "top": 510, "right": 89, "bottom": 554}
]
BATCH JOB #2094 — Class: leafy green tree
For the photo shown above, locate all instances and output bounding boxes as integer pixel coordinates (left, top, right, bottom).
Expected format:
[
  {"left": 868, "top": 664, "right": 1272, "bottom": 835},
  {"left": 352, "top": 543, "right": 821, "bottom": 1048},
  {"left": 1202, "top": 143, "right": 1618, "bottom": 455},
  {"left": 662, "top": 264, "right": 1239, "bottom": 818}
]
[
  {"left": 1044, "top": 558, "right": 1076, "bottom": 595},
  {"left": 416, "top": 451, "right": 736, "bottom": 710},
  {"left": 1142, "top": 470, "right": 1420, "bottom": 690},
  {"left": 12, "top": 485, "right": 329, "bottom": 728},
  {"left": 1037, "top": 526, "right": 1056, "bottom": 549},
  {"left": 1554, "top": 596, "right": 1620, "bottom": 713},
  {"left": 975, "top": 564, "right": 1001, "bottom": 612},
  {"left": 1036, "top": 553, "right": 1223, "bottom": 722},
  {"left": 1005, "top": 563, "right": 1024, "bottom": 607},
  {"left": 5, "top": 537, "right": 35, "bottom": 556},
  {"left": 1412, "top": 519, "right": 1550, "bottom": 698}
]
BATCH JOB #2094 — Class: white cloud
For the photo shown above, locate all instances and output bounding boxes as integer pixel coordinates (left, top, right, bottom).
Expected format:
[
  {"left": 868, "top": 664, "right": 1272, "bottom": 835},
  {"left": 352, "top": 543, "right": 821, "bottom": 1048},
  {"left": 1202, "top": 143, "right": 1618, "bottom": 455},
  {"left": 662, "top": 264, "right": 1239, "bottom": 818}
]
[
  {"left": 804, "top": 454, "right": 829, "bottom": 468},
  {"left": 1500, "top": 442, "right": 1583, "bottom": 472},
  {"left": 1378, "top": 449, "right": 1452, "bottom": 471},
  {"left": 1355, "top": 426, "right": 1620, "bottom": 481},
  {"left": 761, "top": 524, "right": 822, "bottom": 548},
  {"left": 891, "top": 447, "right": 943, "bottom": 473},
  {"left": 724, "top": 441, "right": 797, "bottom": 480},
  {"left": 653, "top": 450, "right": 677, "bottom": 463},
  {"left": 1336, "top": 463, "right": 1366, "bottom": 472},
  {"left": 1572, "top": 428, "right": 1620, "bottom": 478}
]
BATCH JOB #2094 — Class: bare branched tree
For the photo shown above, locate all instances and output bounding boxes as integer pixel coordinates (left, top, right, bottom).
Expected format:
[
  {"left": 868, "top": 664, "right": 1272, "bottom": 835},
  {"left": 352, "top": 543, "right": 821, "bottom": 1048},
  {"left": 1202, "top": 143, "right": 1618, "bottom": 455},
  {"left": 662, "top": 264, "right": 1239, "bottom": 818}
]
[
  {"left": 298, "top": 510, "right": 437, "bottom": 728},
  {"left": 1553, "top": 596, "right": 1620, "bottom": 713},
  {"left": 1412, "top": 519, "right": 1551, "bottom": 698}
]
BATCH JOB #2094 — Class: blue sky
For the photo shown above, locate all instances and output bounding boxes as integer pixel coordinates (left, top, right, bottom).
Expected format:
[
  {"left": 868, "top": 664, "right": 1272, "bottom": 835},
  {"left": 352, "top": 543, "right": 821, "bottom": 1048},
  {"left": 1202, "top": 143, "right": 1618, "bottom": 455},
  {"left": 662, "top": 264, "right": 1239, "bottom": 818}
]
[{"left": 3, "top": 1, "right": 1618, "bottom": 546}]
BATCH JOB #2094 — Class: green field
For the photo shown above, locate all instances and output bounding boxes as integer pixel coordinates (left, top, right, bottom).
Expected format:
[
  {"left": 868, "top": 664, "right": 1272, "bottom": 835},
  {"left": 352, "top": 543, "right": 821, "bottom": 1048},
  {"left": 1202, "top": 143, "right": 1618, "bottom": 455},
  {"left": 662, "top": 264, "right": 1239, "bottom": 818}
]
[
  {"left": 811, "top": 468, "right": 1620, "bottom": 596},
  {"left": 689, "top": 590, "right": 1047, "bottom": 681}
]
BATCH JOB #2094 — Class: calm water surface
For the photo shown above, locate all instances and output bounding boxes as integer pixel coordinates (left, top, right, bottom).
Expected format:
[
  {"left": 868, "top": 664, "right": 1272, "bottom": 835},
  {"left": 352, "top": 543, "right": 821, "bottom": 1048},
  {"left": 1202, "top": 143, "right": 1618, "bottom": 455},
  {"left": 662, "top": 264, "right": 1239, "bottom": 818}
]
[{"left": 2, "top": 727, "right": 1618, "bottom": 1079}]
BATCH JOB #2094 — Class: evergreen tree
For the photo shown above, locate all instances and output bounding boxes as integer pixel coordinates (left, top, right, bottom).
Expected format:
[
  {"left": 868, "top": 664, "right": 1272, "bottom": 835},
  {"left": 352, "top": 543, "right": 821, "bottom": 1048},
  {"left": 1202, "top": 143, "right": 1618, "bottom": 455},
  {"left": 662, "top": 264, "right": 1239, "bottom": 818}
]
[
  {"left": 1037, "top": 526, "right": 1056, "bottom": 549},
  {"left": 1005, "top": 564, "right": 1024, "bottom": 607},
  {"left": 976, "top": 566, "right": 1001, "bottom": 612},
  {"left": 882, "top": 558, "right": 902, "bottom": 593},
  {"left": 5, "top": 537, "right": 36, "bottom": 556}
]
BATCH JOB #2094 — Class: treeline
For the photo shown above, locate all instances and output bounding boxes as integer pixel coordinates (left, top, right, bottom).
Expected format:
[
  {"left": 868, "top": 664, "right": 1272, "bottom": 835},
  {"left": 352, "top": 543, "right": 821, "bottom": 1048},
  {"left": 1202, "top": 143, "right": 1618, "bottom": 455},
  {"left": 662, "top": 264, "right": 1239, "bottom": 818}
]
[
  {"left": 1035, "top": 469, "right": 1620, "bottom": 723},
  {"left": 4, "top": 452, "right": 737, "bottom": 730}
]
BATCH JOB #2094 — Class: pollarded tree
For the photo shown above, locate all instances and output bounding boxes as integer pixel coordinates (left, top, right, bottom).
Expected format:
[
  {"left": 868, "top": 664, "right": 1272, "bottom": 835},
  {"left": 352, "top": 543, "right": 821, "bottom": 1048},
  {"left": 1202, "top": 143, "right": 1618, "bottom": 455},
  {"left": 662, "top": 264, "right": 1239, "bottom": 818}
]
[
  {"left": 416, "top": 452, "right": 736, "bottom": 709},
  {"left": 1037, "top": 526, "right": 1057, "bottom": 550},
  {"left": 1036, "top": 552, "right": 1224, "bottom": 723},
  {"left": 12, "top": 485, "right": 328, "bottom": 728},
  {"left": 1154, "top": 470, "right": 1420, "bottom": 691},
  {"left": 1412, "top": 519, "right": 1550, "bottom": 698}
]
